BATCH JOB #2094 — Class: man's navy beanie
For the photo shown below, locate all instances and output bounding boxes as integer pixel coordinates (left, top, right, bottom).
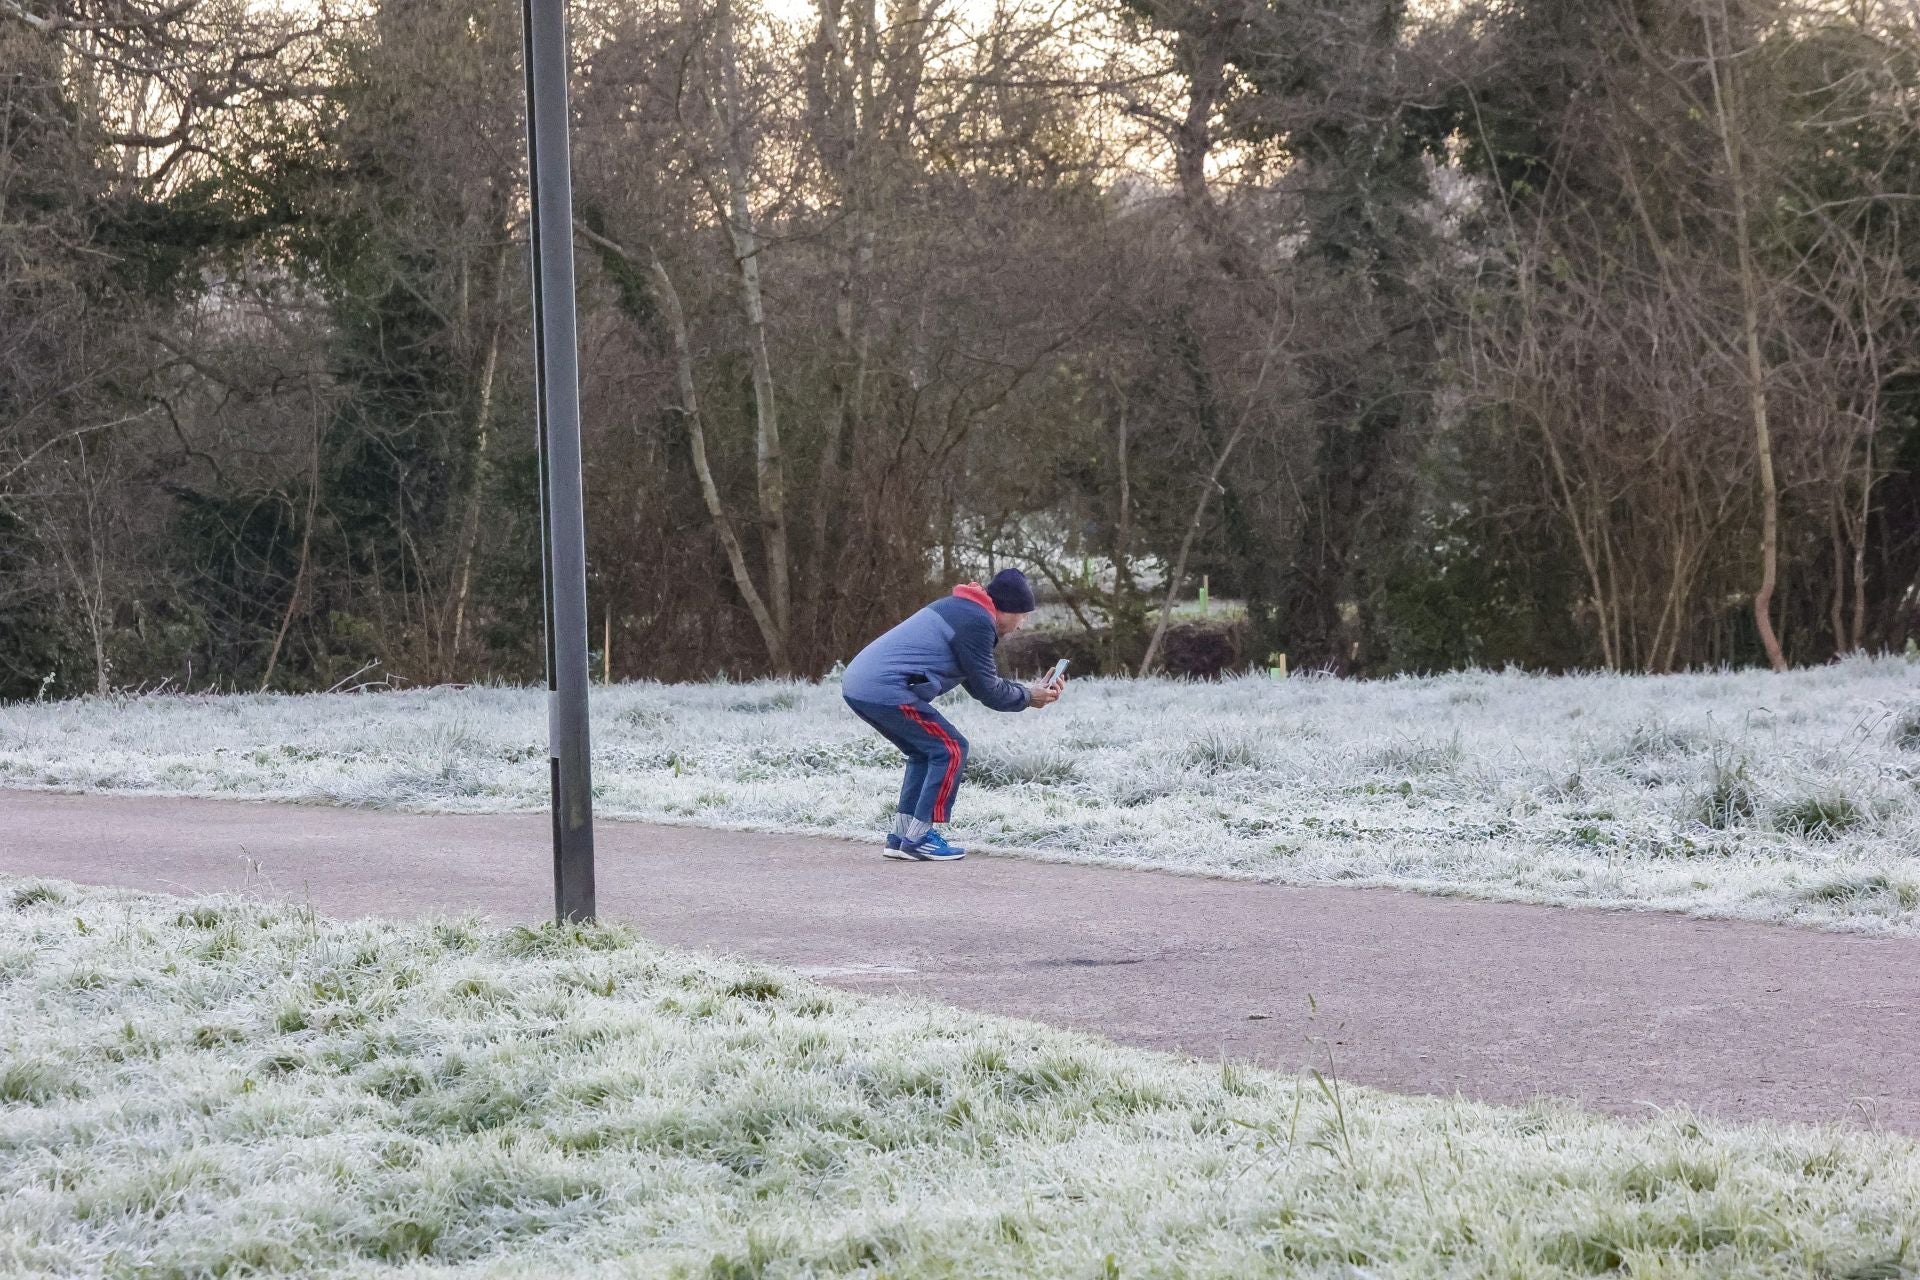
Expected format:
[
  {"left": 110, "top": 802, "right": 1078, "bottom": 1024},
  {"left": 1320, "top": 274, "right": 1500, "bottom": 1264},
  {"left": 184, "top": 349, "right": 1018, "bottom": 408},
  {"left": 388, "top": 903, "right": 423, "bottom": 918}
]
[{"left": 986, "top": 568, "right": 1036, "bottom": 615}]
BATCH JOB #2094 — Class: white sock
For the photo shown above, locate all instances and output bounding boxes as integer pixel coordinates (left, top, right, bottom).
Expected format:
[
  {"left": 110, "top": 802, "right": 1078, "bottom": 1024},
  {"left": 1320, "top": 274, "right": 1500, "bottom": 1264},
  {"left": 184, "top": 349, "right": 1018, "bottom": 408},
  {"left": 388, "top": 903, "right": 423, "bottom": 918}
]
[
  {"left": 904, "top": 818, "right": 931, "bottom": 843},
  {"left": 891, "top": 813, "right": 913, "bottom": 838}
]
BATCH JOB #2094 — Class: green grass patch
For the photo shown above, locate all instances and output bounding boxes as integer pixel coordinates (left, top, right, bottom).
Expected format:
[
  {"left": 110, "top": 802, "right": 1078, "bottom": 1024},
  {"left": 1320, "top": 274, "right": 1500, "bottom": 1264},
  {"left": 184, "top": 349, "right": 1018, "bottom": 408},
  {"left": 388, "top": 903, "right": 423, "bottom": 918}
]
[
  {"left": 1366, "top": 733, "right": 1464, "bottom": 776},
  {"left": 1796, "top": 872, "right": 1920, "bottom": 911},
  {"left": 2, "top": 876, "right": 1918, "bottom": 1278},
  {"left": 1774, "top": 794, "right": 1866, "bottom": 840},
  {"left": 1891, "top": 706, "right": 1920, "bottom": 752},
  {"left": 1691, "top": 751, "right": 1759, "bottom": 829},
  {"left": 967, "top": 748, "right": 1080, "bottom": 789},
  {"left": 1179, "top": 731, "right": 1267, "bottom": 774},
  {"left": 8, "top": 881, "right": 66, "bottom": 910}
]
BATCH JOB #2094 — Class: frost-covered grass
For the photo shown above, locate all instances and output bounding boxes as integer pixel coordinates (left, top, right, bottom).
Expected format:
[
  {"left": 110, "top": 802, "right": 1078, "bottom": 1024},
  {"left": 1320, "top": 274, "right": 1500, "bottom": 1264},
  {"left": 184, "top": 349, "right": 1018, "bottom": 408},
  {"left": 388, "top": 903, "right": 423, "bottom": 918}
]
[
  {"left": 4, "top": 657, "right": 1920, "bottom": 933},
  {"left": 4, "top": 876, "right": 1918, "bottom": 1278}
]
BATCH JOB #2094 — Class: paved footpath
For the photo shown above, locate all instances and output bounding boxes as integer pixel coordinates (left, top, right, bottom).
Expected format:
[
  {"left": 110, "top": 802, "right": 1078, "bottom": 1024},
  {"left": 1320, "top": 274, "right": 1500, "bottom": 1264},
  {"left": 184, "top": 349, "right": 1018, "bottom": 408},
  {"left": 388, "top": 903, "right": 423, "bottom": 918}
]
[{"left": 4, "top": 790, "right": 1917, "bottom": 1133}]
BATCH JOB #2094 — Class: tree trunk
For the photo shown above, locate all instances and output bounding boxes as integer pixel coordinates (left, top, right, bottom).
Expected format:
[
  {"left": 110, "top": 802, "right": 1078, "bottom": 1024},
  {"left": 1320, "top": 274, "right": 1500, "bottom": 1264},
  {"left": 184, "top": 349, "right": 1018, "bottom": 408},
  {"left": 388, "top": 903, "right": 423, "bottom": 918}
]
[
  {"left": 1139, "top": 425, "right": 1246, "bottom": 677},
  {"left": 1740, "top": 272, "right": 1786, "bottom": 671},
  {"left": 1537, "top": 417, "right": 1618, "bottom": 671},
  {"left": 1115, "top": 400, "right": 1132, "bottom": 580},
  {"left": 1851, "top": 440, "right": 1871, "bottom": 651},
  {"left": 1105, "top": 396, "right": 1144, "bottom": 657},
  {"left": 801, "top": 0, "right": 869, "bottom": 660},
  {"left": 449, "top": 316, "right": 503, "bottom": 667},
  {"left": 53, "top": 438, "right": 116, "bottom": 696},
  {"left": 1139, "top": 318, "right": 1281, "bottom": 676},
  {"left": 806, "top": 219, "right": 873, "bottom": 657},
  {"left": 1706, "top": 4, "right": 1787, "bottom": 672},
  {"left": 573, "top": 217, "right": 789, "bottom": 668},
  {"left": 261, "top": 391, "right": 323, "bottom": 692},
  {"left": 1169, "top": 29, "right": 1252, "bottom": 281},
  {"left": 1829, "top": 496, "right": 1848, "bottom": 656},
  {"left": 84, "top": 461, "right": 110, "bottom": 697},
  {"left": 650, "top": 248, "right": 789, "bottom": 669},
  {"left": 713, "top": 0, "right": 792, "bottom": 668}
]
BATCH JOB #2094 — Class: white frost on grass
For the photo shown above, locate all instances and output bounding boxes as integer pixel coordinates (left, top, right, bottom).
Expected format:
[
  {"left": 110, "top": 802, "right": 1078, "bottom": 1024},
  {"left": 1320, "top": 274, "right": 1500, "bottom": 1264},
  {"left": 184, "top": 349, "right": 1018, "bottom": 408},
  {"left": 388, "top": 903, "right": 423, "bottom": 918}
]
[
  {"left": 3, "top": 876, "right": 1917, "bottom": 1278},
  {"left": 4, "top": 657, "right": 1920, "bottom": 933}
]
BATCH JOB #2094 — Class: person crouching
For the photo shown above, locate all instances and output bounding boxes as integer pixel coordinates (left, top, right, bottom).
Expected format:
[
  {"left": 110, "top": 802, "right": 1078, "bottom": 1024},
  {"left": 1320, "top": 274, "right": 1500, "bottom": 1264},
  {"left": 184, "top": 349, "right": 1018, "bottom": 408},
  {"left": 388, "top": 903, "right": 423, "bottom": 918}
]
[{"left": 840, "top": 568, "right": 1064, "bottom": 861}]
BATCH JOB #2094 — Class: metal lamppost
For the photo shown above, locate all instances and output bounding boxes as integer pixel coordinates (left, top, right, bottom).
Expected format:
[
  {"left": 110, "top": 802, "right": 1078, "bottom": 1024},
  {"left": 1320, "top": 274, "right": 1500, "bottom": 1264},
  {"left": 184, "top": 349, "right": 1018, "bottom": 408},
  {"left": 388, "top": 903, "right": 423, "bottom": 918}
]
[{"left": 520, "top": 0, "right": 595, "bottom": 923}]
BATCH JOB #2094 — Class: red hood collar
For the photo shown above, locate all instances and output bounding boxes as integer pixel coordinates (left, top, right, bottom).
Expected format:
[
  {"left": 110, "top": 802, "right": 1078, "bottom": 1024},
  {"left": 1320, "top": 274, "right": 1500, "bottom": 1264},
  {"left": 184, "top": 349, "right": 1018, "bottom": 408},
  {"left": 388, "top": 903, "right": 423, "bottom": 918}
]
[{"left": 951, "top": 582, "right": 998, "bottom": 619}]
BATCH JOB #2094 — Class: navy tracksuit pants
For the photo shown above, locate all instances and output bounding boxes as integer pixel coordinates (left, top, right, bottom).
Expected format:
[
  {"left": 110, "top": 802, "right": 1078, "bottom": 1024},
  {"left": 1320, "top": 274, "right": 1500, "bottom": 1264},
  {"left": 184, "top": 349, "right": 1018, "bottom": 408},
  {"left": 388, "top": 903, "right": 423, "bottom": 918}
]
[{"left": 844, "top": 696, "right": 971, "bottom": 824}]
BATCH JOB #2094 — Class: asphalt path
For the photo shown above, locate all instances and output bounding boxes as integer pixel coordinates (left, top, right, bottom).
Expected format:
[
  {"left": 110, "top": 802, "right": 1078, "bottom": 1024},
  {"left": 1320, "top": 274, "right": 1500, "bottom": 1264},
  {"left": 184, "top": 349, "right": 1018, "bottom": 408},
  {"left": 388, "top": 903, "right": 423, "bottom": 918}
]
[{"left": 5, "top": 789, "right": 1915, "bottom": 1132}]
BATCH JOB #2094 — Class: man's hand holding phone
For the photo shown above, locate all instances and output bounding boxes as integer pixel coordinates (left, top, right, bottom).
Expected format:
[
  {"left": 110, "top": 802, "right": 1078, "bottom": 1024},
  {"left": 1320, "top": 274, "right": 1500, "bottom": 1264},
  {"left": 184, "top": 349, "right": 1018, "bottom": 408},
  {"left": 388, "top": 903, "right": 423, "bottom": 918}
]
[{"left": 1027, "top": 659, "right": 1069, "bottom": 709}]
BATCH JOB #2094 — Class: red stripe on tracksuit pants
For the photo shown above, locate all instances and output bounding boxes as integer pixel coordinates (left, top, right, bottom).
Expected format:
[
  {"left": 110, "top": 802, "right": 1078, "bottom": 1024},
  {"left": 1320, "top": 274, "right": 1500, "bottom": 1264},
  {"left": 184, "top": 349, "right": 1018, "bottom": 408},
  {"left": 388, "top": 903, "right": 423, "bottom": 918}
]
[{"left": 899, "top": 705, "right": 965, "bottom": 822}]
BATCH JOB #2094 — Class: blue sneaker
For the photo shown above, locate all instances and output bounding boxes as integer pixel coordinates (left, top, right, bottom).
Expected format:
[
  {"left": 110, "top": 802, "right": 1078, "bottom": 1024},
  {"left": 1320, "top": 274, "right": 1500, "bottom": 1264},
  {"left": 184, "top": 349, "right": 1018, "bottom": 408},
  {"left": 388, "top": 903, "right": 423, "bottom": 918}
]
[{"left": 891, "top": 830, "right": 967, "bottom": 862}]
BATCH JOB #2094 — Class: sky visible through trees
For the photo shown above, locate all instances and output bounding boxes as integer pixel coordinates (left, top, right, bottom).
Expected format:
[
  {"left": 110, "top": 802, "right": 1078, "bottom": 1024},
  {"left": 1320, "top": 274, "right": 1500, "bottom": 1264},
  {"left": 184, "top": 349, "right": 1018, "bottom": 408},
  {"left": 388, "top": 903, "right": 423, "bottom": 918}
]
[{"left": 4, "top": 0, "right": 1919, "bottom": 697}]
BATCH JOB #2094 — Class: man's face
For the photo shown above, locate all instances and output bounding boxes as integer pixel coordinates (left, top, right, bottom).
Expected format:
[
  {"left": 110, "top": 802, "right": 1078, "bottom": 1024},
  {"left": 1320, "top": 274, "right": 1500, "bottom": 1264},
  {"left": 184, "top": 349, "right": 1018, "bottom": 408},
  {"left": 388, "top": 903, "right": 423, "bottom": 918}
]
[{"left": 994, "top": 610, "right": 1029, "bottom": 639}]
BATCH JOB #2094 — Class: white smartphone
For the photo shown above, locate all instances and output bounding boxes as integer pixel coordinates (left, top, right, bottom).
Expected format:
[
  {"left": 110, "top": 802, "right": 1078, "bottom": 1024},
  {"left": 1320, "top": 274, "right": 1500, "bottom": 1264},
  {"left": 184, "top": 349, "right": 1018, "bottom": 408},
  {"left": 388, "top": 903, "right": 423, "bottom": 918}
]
[{"left": 1047, "top": 659, "right": 1070, "bottom": 687}]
